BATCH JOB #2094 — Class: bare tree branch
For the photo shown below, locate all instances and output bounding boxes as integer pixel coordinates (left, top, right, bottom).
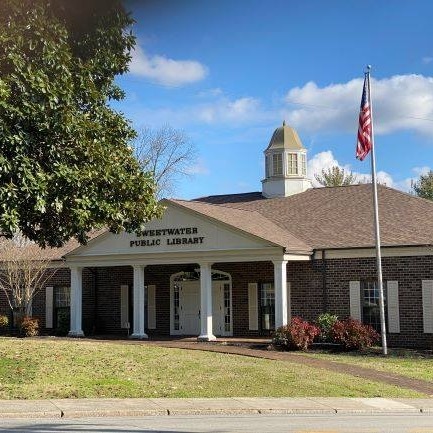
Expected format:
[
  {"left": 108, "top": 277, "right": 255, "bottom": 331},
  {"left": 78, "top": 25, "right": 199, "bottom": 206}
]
[
  {"left": 0, "top": 235, "right": 57, "bottom": 317},
  {"left": 134, "top": 124, "right": 197, "bottom": 198}
]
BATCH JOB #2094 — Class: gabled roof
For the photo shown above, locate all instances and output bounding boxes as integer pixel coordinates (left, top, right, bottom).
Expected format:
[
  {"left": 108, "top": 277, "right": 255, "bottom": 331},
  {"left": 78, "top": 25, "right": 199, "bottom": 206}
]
[
  {"left": 0, "top": 229, "right": 106, "bottom": 262},
  {"left": 168, "top": 199, "right": 312, "bottom": 254},
  {"left": 194, "top": 184, "right": 433, "bottom": 249},
  {"left": 6, "top": 184, "right": 433, "bottom": 262}
]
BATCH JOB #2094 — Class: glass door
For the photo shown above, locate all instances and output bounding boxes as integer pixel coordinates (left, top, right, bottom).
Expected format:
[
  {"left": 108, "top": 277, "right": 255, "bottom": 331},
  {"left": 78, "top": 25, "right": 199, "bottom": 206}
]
[{"left": 260, "top": 283, "right": 275, "bottom": 332}]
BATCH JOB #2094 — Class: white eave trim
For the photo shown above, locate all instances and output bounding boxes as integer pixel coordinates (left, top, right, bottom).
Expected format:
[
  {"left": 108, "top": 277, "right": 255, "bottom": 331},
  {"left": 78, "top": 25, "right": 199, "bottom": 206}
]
[
  {"left": 65, "top": 247, "right": 287, "bottom": 267},
  {"left": 313, "top": 245, "right": 433, "bottom": 260}
]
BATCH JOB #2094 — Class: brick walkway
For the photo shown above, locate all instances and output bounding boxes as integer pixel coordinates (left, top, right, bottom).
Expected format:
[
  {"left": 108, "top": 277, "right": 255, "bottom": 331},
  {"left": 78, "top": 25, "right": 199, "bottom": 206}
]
[{"left": 150, "top": 340, "right": 433, "bottom": 396}]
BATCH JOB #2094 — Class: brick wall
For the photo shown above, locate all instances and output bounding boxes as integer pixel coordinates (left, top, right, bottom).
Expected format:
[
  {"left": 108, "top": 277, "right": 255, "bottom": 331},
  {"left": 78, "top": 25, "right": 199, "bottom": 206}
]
[{"left": 2, "top": 254, "right": 432, "bottom": 348}]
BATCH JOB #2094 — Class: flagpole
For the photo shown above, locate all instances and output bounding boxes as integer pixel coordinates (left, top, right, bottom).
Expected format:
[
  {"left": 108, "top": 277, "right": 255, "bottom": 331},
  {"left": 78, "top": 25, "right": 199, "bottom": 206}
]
[{"left": 366, "top": 65, "right": 388, "bottom": 356}]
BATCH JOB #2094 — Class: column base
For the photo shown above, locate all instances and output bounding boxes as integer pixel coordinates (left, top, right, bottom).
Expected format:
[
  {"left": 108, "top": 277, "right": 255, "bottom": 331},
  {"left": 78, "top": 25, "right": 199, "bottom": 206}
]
[
  {"left": 197, "top": 334, "right": 217, "bottom": 342},
  {"left": 129, "top": 333, "right": 149, "bottom": 340},
  {"left": 68, "top": 330, "right": 84, "bottom": 337}
]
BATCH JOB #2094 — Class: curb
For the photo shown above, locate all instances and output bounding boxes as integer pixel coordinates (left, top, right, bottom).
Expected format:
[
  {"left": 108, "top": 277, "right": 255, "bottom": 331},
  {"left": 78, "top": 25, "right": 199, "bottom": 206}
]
[{"left": 0, "top": 398, "right": 432, "bottom": 419}]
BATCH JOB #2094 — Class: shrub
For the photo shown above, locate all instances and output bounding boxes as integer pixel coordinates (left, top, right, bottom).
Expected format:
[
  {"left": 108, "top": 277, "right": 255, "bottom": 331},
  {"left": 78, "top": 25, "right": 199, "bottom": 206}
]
[
  {"left": 331, "top": 318, "right": 380, "bottom": 350},
  {"left": 273, "top": 317, "right": 320, "bottom": 351},
  {"left": 55, "top": 310, "right": 70, "bottom": 336},
  {"left": 18, "top": 316, "right": 40, "bottom": 337},
  {"left": 0, "top": 315, "right": 9, "bottom": 328},
  {"left": 317, "top": 313, "right": 339, "bottom": 342}
]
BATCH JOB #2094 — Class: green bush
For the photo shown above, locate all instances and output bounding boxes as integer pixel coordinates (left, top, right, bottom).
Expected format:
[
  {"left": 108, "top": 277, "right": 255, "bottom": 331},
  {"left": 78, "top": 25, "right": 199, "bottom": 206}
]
[
  {"left": 273, "top": 317, "right": 320, "bottom": 351},
  {"left": 55, "top": 310, "right": 70, "bottom": 336},
  {"left": 317, "top": 313, "right": 339, "bottom": 342},
  {"left": 18, "top": 316, "right": 40, "bottom": 337}
]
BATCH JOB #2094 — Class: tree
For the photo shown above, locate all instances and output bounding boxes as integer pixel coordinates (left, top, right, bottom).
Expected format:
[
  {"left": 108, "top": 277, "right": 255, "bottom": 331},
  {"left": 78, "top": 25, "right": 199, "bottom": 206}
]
[
  {"left": 0, "top": 235, "right": 56, "bottom": 320},
  {"left": 135, "top": 125, "right": 197, "bottom": 198},
  {"left": 315, "top": 166, "right": 358, "bottom": 187},
  {"left": 0, "top": 0, "right": 163, "bottom": 248},
  {"left": 412, "top": 171, "right": 433, "bottom": 201}
]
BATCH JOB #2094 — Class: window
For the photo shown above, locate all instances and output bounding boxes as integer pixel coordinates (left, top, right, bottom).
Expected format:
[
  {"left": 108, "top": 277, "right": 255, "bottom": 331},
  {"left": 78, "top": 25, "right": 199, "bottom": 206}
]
[
  {"left": 55, "top": 287, "right": 70, "bottom": 308},
  {"left": 173, "top": 283, "right": 180, "bottom": 330},
  {"left": 287, "top": 153, "right": 298, "bottom": 175},
  {"left": 260, "top": 283, "right": 275, "bottom": 331},
  {"left": 272, "top": 154, "right": 283, "bottom": 176},
  {"left": 265, "top": 155, "right": 270, "bottom": 178},
  {"left": 361, "top": 280, "right": 386, "bottom": 333},
  {"left": 301, "top": 154, "right": 306, "bottom": 176},
  {"left": 223, "top": 283, "right": 231, "bottom": 332}
]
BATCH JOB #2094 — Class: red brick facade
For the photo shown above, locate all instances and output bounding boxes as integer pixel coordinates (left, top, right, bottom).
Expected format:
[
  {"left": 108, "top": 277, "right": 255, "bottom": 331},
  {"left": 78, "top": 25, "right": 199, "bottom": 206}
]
[{"left": 1, "top": 254, "right": 432, "bottom": 349}]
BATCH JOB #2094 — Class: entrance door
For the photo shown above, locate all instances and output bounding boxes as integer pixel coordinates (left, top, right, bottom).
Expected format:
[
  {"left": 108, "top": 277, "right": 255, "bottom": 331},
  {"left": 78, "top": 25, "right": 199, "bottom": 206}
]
[
  {"left": 212, "top": 281, "right": 232, "bottom": 336},
  {"left": 180, "top": 281, "right": 200, "bottom": 335},
  {"left": 171, "top": 271, "right": 232, "bottom": 337}
]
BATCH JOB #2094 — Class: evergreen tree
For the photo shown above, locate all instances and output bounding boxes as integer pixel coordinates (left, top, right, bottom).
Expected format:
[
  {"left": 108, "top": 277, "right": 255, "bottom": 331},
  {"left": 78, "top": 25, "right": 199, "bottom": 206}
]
[
  {"left": 0, "top": 0, "right": 163, "bottom": 247},
  {"left": 412, "top": 171, "right": 433, "bottom": 201}
]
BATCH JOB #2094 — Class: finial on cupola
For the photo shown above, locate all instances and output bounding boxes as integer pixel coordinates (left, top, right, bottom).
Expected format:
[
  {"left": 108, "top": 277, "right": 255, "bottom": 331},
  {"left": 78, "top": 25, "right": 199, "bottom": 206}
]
[{"left": 283, "top": 120, "right": 286, "bottom": 126}]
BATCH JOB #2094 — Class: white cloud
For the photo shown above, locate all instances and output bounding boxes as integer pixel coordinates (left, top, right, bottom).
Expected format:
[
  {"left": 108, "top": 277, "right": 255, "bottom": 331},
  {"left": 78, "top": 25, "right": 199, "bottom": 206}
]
[
  {"left": 412, "top": 166, "right": 431, "bottom": 176},
  {"left": 127, "top": 95, "right": 265, "bottom": 128},
  {"left": 394, "top": 166, "right": 432, "bottom": 192},
  {"left": 197, "top": 97, "right": 262, "bottom": 124},
  {"left": 197, "top": 88, "right": 223, "bottom": 98},
  {"left": 129, "top": 44, "right": 208, "bottom": 87},
  {"left": 307, "top": 150, "right": 396, "bottom": 188},
  {"left": 185, "top": 158, "right": 210, "bottom": 175},
  {"left": 283, "top": 74, "right": 433, "bottom": 137},
  {"left": 423, "top": 57, "right": 433, "bottom": 64},
  {"left": 308, "top": 151, "right": 346, "bottom": 186}
]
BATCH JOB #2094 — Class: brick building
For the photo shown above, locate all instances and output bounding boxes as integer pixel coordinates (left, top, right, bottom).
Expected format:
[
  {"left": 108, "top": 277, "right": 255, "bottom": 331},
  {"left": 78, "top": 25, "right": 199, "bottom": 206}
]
[{"left": 2, "top": 123, "right": 433, "bottom": 348}]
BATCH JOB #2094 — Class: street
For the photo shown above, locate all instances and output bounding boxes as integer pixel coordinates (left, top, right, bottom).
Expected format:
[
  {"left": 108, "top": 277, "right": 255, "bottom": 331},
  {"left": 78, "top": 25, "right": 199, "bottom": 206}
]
[{"left": 1, "top": 414, "right": 433, "bottom": 433}]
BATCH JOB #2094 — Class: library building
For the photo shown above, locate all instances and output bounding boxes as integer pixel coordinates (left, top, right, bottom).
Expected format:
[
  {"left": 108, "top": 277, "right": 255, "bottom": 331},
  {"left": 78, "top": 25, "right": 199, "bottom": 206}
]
[{"left": 2, "top": 123, "right": 433, "bottom": 348}]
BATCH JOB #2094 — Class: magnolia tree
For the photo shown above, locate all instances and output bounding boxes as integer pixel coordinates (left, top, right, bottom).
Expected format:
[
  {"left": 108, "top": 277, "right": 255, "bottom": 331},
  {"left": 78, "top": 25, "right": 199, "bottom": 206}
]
[
  {"left": 0, "top": 235, "right": 56, "bottom": 318},
  {"left": 0, "top": 0, "right": 163, "bottom": 248}
]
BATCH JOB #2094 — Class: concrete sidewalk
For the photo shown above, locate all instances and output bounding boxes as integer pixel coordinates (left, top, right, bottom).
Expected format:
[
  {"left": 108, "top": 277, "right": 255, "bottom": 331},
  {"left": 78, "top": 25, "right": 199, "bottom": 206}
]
[{"left": 1, "top": 397, "right": 433, "bottom": 419}]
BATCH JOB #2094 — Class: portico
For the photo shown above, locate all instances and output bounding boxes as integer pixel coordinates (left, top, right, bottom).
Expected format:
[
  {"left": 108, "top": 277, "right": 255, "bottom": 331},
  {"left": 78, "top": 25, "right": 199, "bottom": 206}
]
[{"left": 65, "top": 200, "right": 311, "bottom": 340}]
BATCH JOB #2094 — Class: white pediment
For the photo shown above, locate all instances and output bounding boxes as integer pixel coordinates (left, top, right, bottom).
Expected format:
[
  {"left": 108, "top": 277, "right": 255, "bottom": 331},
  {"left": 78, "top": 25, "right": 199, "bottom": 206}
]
[{"left": 67, "top": 203, "right": 277, "bottom": 258}]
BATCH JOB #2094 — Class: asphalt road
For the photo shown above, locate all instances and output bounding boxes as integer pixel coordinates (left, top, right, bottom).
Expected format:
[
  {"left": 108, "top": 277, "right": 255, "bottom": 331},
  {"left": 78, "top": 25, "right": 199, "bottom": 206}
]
[{"left": 1, "top": 414, "right": 433, "bottom": 433}]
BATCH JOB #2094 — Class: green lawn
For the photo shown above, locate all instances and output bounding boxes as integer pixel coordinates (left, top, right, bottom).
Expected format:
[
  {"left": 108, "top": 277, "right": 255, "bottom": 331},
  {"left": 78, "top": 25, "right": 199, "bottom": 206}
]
[
  {"left": 0, "top": 337, "right": 424, "bottom": 399},
  {"left": 297, "top": 348, "right": 433, "bottom": 382}
]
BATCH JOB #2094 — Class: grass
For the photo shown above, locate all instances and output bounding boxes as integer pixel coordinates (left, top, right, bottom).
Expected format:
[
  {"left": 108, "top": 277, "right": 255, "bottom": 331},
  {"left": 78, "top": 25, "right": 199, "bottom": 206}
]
[
  {"left": 0, "top": 337, "right": 425, "bottom": 399},
  {"left": 297, "top": 347, "right": 433, "bottom": 382}
]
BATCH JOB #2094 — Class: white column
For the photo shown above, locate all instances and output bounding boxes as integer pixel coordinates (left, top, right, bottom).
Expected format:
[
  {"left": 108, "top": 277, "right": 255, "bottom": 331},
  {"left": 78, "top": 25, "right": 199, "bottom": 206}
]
[
  {"left": 273, "top": 260, "right": 288, "bottom": 329},
  {"left": 68, "top": 266, "right": 84, "bottom": 337},
  {"left": 198, "top": 262, "right": 216, "bottom": 341},
  {"left": 130, "top": 265, "right": 148, "bottom": 339}
]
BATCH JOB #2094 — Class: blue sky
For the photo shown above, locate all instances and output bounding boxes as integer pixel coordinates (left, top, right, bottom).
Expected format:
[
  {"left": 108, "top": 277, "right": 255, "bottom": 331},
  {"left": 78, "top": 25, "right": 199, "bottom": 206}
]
[{"left": 114, "top": 0, "right": 433, "bottom": 199}]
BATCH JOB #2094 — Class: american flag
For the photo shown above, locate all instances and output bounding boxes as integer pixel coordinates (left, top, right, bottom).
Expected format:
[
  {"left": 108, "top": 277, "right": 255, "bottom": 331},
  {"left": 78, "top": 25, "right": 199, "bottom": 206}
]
[{"left": 356, "top": 74, "right": 372, "bottom": 161}]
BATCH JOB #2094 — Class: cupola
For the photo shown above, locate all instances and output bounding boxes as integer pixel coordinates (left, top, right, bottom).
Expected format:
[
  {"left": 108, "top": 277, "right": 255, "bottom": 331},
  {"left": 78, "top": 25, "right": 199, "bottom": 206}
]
[{"left": 262, "top": 122, "right": 312, "bottom": 198}]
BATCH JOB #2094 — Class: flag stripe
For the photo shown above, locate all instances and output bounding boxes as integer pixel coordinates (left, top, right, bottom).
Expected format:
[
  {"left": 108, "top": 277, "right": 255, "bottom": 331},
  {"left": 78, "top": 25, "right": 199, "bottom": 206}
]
[{"left": 356, "top": 74, "right": 372, "bottom": 161}]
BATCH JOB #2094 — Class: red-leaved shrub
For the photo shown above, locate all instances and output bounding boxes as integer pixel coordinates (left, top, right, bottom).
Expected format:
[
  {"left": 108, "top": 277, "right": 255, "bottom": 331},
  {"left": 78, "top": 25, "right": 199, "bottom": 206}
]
[
  {"left": 273, "top": 317, "right": 320, "bottom": 351},
  {"left": 331, "top": 318, "right": 379, "bottom": 350},
  {"left": 18, "top": 316, "right": 40, "bottom": 337}
]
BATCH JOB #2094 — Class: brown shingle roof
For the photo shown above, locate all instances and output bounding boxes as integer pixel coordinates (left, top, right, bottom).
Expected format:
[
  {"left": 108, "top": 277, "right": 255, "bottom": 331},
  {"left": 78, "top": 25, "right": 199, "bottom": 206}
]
[
  {"left": 193, "top": 184, "right": 433, "bottom": 250},
  {"left": 167, "top": 199, "right": 312, "bottom": 254},
  {"left": 13, "top": 184, "right": 432, "bottom": 261},
  {"left": 0, "top": 229, "right": 107, "bottom": 262}
]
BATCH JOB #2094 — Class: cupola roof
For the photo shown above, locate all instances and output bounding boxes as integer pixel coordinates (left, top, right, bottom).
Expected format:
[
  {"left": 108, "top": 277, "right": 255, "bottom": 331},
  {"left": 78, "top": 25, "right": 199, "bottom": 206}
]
[{"left": 266, "top": 121, "right": 304, "bottom": 151}]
